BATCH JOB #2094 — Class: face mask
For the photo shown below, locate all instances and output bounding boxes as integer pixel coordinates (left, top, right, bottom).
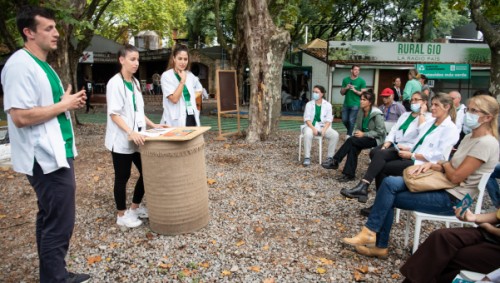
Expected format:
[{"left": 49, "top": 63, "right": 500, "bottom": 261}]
[
  {"left": 464, "top": 112, "right": 481, "bottom": 129},
  {"left": 312, "top": 92, "right": 320, "bottom": 101},
  {"left": 410, "top": 103, "right": 421, "bottom": 113}
]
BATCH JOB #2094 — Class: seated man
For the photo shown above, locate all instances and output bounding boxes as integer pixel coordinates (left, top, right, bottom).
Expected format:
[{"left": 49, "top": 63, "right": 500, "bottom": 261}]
[
  {"left": 379, "top": 88, "right": 406, "bottom": 132},
  {"left": 302, "top": 85, "right": 339, "bottom": 167}
]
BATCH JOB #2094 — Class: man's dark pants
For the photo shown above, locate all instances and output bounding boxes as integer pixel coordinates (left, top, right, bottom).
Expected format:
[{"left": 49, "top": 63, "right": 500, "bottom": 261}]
[{"left": 27, "top": 158, "right": 75, "bottom": 282}]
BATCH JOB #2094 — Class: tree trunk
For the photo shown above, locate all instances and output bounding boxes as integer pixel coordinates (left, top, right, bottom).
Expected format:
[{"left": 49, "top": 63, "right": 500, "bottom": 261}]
[
  {"left": 419, "top": 0, "right": 432, "bottom": 42},
  {"left": 238, "top": 0, "right": 290, "bottom": 143},
  {"left": 471, "top": 0, "right": 500, "bottom": 96}
]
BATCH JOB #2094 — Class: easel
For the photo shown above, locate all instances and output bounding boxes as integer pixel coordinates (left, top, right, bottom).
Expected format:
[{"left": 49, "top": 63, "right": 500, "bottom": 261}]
[{"left": 215, "top": 70, "right": 241, "bottom": 141}]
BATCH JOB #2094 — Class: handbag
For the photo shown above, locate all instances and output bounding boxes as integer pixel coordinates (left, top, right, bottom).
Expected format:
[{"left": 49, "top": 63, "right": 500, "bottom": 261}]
[{"left": 403, "top": 165, "right": 458, "bottom": 192}]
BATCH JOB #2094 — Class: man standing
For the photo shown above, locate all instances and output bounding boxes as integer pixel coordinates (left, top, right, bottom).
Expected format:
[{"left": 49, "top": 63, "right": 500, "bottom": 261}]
[
  {"left": 402, "top": 69, "right": 421, "bottom": 111},
  {"left": 340, "top": 65, "right": 366, "bottom": 136},
  {"left": 1, "top": 6, "right": 89, "bottom": 283},
  {"left": 378, "top": 88, "right": 406, "bottom": 132}
]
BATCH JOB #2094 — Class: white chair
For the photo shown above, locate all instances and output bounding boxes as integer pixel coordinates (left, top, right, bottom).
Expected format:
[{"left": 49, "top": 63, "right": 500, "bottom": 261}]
[
  {"left": 403, "top": 172, "right": 491, "bottom": 253},
  {"left": 395, "top": 144, "right": 455, "bottom": 223},
  {"left": 298, "top": 126, "right": 323, "bottom": 164}
]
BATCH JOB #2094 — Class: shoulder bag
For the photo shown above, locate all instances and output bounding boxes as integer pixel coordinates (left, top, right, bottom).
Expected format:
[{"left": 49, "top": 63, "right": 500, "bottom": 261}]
[{"left": 403, "top": 165, "right": 458, "bottom": 192}]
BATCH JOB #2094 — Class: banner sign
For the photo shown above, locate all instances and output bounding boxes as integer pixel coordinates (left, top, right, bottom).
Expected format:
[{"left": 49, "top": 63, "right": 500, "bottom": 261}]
[
  {"left": 416, "top": 64, "right": 470, "bottom": 79},
  {"left": 328, "top": 41, "right": 490, "bottom": 64}
]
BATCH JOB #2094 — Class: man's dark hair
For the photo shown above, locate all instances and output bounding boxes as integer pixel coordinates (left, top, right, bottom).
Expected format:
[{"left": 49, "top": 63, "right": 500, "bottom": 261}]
[
  {"left": 16, "top": 6, "right": 56, "bottom": 42},
  {"left": 351, "top": 65, "right": 360, "bottom": 70}
]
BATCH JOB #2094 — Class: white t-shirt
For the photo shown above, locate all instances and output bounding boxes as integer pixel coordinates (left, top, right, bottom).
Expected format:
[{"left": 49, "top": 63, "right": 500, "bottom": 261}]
[
  {"left": 160, "top": 69, "right": 200, "bottom": 127},
  {"left": 1, "top": 49, "right": 76, "bottom": 175},
  {"left": 105, "top": 74, "right": 146, "bottom": 154},
  {"left": 447, "top": 134, "right": 499, "bottom": 200}
]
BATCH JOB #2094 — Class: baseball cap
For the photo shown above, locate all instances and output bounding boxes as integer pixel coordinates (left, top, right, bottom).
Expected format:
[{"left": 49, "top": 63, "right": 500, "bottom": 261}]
[{"left": 380, "top": 88, "right": 394, "bottom": 97}]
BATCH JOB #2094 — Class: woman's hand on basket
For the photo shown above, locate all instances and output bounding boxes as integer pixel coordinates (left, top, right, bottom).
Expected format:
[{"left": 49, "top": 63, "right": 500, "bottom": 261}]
[
  {"left": 409, "top": 162, "right": 432, "bottom": 175},
  {"left": 129, "top": 131, "right": 146, "bottom": 146}
]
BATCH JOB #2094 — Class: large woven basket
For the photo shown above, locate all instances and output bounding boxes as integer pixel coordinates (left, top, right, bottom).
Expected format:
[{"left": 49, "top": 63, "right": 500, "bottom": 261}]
[{"left": 140, "top": 134, "right": 209, "bottom": 235}]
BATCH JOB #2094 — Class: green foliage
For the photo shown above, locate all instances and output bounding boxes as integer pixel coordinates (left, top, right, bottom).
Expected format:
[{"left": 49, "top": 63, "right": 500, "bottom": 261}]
[{"left": 96, "top": 0, "right": 188, "bottom": 44}]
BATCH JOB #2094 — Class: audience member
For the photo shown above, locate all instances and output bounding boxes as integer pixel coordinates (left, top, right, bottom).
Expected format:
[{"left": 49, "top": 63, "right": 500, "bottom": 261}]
[
  {"left": 302, "top": 85, "right": 340, "bottom": 167},
  {"left": 341, "top": 95, "right": 498, "bottom": 259},
  {"left": 323, "top": 90, "right": 386, "bottom": 181},
  {"left": 390, "top": 77, "right": 402, "bottom": 102},
  {"left": 340, "top": 65, "right": 367, "bottom": 136},
  {"left": 402, "top": 69, "right": 421, "bottom": 111},
  {"left": 340, "top": 92, "right": 430, "bottom": 206},
  {"left": 378, "top": 87, "right": 406, "bottom": 133},
  {"left": 400, "top": 206, "right": 500, "bottom": 282}
]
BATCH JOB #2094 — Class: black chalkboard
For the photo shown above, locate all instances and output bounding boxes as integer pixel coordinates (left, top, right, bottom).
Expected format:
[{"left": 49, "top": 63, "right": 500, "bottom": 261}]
[{"left": 217, "top": 70, "right": 238, "bottom": 112}]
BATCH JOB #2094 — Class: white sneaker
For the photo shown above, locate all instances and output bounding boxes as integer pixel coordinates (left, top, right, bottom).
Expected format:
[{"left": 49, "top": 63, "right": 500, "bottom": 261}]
[
  {"left": 116, "top": 209, "right": 142, "bottom": 228},
  {"left": 131, "top": 204, "right": 148, "bottom": 219}
]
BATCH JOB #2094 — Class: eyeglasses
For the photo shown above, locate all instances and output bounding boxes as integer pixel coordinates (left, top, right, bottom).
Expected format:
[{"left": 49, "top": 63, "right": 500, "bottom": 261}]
[
  {"left": 410, "top": 98, "right": 423, "bottom": 102},
  {"left": 466, "top": 108, "right": 488, "bottom": 115}
]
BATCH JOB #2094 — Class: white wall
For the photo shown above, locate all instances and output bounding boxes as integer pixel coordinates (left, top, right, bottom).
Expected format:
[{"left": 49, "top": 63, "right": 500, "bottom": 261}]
[{"left": 302, "top": 53, "right": 329, "bottom": 98}]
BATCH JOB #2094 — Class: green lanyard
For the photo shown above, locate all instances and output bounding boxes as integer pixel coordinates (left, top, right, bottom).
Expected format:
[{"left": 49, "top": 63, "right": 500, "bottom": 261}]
[
  {"left": 412, "top": 124, "right": 438, "bottom": 152},
  {"left": 174, "top": 72, "right": 192, "bottom": 107},
  {"left": 362, "top": 109, "right": 371, "bottom": 132},
  {"left": 398, "top": 114, "right": 417, "bottom": 134},
  {"left": 123, "top": 80, "right": 137, "bottom": 112},
  {"left": 312, "top": 104, "right": 321, "bottom": 126}
]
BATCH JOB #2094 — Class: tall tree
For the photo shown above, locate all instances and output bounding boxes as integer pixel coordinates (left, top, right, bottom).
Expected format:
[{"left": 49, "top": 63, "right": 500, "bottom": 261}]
[
  {"left": 237, "top": 0, "right": 290, "bottom": 142},
  {"left": 470, "top": 0, "right": 500, "bottom": 96}
]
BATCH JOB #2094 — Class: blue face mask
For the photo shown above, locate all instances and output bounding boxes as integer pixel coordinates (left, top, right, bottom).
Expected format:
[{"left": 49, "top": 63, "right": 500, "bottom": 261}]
[
  {"left": 312, "top": 92, "right": 320, "bottom": 101},
  {"left": 464, "top": 112, "right": 481, "bottom": 129},
  {"left": 410, "top": 103, "right": 421, "bottom": 113}
]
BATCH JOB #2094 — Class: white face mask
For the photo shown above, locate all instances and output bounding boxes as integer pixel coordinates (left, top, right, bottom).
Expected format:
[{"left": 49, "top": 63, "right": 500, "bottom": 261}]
[
  {"left": 464, "top": 112, "right": 482, "bottom": 129},
  {"left": 312, "top": 92, "right": 320, "bottom": 101},
  {"left": 410, "top": 103, "right": 421, "bottom": 113}
]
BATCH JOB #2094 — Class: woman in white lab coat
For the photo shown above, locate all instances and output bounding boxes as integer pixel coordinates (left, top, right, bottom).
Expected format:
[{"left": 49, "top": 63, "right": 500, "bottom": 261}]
[{"left": 161, "top": 44, "right": 200, "bottom": 127}]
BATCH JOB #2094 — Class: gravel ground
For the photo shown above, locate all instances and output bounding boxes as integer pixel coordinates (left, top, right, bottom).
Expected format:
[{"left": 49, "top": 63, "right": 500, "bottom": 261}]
[{"left": 0, "top": 123, "right": 489, "bottom": 283}]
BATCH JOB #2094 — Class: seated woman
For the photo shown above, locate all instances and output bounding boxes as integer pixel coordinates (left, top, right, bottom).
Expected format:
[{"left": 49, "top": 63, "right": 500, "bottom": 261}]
[
  {"left": 341, "top": 95, "right": 499, "bottom": 259},
  {"left": 340, "top": 91, "right": 430, "bottom": 203},
  {"left": 301, "top": 85, "right": 340, "bottom": 167},
  {"left": 400, "top": 207, "right": 500, "bottom": 282},
  {"left": 322, "top": 90, "right": 386, "bottom": 182}
]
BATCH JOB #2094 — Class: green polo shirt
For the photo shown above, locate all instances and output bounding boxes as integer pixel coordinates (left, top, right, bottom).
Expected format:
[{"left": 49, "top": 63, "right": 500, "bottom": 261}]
[{"left": 342, "top": 76, "right": 366, "bottom": 107}]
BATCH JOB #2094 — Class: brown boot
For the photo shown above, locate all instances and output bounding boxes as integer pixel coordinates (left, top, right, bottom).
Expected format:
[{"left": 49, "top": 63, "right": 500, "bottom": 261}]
[
  {"left": 342, "top": 226, "right": 376, "bottom": 247},
  {"left": 355, "top": 245, "right": 389, "bottom": 259}
]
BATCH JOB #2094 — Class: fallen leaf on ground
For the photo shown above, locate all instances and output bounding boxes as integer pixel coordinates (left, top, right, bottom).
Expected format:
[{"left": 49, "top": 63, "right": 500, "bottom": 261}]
[
  {"left": 207, "top": 178, "right": 216, "bottom": 185},
  {"left": 263, "top": 278, "right": 276, "bottom": 283},
  {"left": 262, "top": 245, "right": 269, "bottom": 251},
  {"left": 391, "top": 273, "right": 401, "bottom": 279},
  {"left": 354, "top": 271, "right": 364, "bottom": 281},
  {"left": 93, "top": 176, "right": 99, "bottom": 182},
  {"left": 199, "top": 261, "right": 210, "bottom": 268},
  {"left": 87, "top": 255, "right": 102, "bottom": 265},
  {"left": 316, "top": 267, "right": 326, "bottom": 274},
  {"left": 254, "top": 226, "right": 263, "bottom": 233},
  {"left": 319, "top": 258, "right": 334, "bottom": 265},
  {"left": 356, "top": 265, "right": 369, "bottom": 274},
  {"left": 236, "top": 240, "right": 245, "bottom": 247},
  {"left": 221, "top": 270, "right": 231, "bottom": 276},
  {"left": 145, "top": 232, "right": 154, "bottom": 240},
  {"left": 249, "top": 266, "right": 260, "bottom": 272}
]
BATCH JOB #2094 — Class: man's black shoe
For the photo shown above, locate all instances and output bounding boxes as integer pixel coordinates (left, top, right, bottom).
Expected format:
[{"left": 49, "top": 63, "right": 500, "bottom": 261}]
[
  {"left": 340, "top": 181, "right": 369, "bottom": 203},
  {"left": 336, "top": 174, "right": 355, "bottom": 182},
  {"left": 67, "top": 272, "right": 90, "bottom": 283},
  {"left": 321, "top": 157, "right": 339, "bottom": 170},
  {"left": 360, "top": 205, "right": 373, "bottom": 217}
]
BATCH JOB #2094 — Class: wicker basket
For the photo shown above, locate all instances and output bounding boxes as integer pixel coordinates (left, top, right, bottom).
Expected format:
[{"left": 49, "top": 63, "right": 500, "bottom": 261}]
[{"left": 140, "top": 134, "right": 209, "bottom": 235}]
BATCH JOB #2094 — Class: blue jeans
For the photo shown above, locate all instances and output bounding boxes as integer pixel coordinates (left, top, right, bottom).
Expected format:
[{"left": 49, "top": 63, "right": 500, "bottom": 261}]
[
  {"left": 365, "top": 176, "right": 458, "bottom": 248},
  {"left": 341, "top": 105, "right": 359, "bottom": 136},
  {"left": 486, "top": 163, "right": 500, "bottom": 208}
]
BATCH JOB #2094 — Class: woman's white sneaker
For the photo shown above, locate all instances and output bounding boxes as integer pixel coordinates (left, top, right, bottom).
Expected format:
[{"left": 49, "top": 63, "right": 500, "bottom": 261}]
[
  {"left": 116, "top": 209, "right": 142, "bottom": 228},
  {"left": 131, "top": 204, "right": 148, "bottom": 219}
]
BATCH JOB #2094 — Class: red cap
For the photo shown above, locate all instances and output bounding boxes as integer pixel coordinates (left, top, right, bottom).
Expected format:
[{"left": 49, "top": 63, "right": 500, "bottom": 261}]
[{"left": 380, "top": 88, "right": 394, "bottom": 97}]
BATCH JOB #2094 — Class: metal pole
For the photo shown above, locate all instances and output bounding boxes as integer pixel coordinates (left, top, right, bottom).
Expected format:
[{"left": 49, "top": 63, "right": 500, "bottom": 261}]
[{"left": 305, "top": 25, "right": 308, "bottom": 44}]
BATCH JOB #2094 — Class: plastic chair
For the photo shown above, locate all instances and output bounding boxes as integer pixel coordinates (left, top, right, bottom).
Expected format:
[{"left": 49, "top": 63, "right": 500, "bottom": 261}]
[
  {"left": 298, "top": 126, "right": 323, "bottom": 164},
  {"left": 403, "top": 172, "right": 491, "bottom": 253},
  {"left": 395, "top": 144, "right": 455, "bottom": 223}
]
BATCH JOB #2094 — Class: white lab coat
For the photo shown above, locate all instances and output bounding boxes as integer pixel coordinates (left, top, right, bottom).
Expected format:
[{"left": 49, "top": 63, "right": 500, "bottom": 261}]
[
  {"left": 303, "top": 99, "right": 333, "bottom": 131},
  {"left": 2, "top": 50, "right": 77, "bottom": 175},
  {"left": 105, "top": 74, "right": 146, "bottom": 154},
  {"left": 412, "top": 115, "right": 460, "bottom": 165},
  {"left": 385, "top": 112, "right": 433, "bottom": 148},
  {"left": 160, "top": 69, "right": 200, "bottom": 127},
  {"left": 455, "top": 103, "right": 466, "bottom": 132}
]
